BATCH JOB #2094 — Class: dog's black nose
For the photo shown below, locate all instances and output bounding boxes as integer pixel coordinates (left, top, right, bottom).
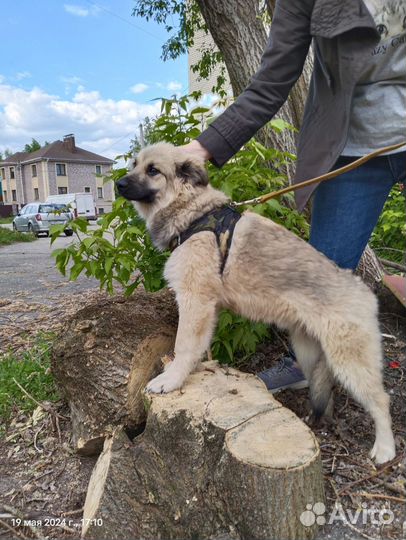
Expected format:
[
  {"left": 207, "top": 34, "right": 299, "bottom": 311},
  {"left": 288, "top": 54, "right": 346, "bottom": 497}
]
[{"left": 117, "top": 176, "right": 129, "bottom": 193}]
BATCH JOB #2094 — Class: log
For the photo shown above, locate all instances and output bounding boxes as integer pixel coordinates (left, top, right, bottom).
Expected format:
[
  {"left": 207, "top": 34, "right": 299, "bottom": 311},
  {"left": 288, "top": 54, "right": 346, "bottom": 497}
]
[
  {"left": 82, "top": 361, "right": 325, "bottom": 540},
  {"left": 51, "top": 288, "right": 178, "bottom": 455}
]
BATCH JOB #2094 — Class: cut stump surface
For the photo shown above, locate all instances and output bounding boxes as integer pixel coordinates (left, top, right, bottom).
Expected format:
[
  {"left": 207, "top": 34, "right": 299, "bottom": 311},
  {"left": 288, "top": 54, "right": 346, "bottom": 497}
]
[{"left": 83, "top": 361, "right": 325, "bottom": 540}]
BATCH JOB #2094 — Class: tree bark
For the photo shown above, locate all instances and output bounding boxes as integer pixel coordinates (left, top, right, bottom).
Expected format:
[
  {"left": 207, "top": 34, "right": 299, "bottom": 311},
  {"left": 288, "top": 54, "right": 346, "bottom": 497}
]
[
  {"left": 51, "top": 288, "right": 177, "bottom": 455},
  {"left": 196, "top": 0, "right": 313, "bottom": 176},
  {"left": 82, "top": 361, "right": 325, "bottom": 540}
]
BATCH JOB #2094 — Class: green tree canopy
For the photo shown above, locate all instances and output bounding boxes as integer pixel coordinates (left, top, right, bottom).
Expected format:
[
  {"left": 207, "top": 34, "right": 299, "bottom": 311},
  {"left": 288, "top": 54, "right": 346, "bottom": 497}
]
[{"left": 24, "top": 138, "right": 42, "bottom": 153}]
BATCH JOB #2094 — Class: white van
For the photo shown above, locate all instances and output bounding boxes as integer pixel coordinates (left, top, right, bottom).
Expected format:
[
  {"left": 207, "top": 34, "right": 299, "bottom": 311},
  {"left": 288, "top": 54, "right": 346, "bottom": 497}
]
[{"left": 45, "top": 193, "right": 97, "bottom": 220}]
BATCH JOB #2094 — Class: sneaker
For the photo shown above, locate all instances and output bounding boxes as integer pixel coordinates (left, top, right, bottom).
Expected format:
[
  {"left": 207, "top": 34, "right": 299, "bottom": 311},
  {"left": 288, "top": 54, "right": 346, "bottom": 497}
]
[{"left": 257, "top": 356, "right": 308, "bottom": 393}]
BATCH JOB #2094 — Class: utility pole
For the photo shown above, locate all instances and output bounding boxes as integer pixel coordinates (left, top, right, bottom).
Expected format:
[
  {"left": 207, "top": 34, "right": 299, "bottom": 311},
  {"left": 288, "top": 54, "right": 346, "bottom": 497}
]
[{"left": 139, "top": 123, "right": 145, "bottom": 148}]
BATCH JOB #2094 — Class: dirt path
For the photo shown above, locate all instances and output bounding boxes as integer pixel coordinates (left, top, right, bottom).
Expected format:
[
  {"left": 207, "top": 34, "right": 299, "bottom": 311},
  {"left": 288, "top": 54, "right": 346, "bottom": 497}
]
[
  {"left": 0, "top": 234, "right": 98, "bottom": 302},
  {"left": 0, "top": 235, "right": 101, "bottom": 354}
]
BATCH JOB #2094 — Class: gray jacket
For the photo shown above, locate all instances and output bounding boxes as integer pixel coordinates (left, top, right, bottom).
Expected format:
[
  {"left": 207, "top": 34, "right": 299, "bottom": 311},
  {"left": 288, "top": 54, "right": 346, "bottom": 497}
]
[{"left": 197, "top": 0, "right": 380, "bottom": 210}]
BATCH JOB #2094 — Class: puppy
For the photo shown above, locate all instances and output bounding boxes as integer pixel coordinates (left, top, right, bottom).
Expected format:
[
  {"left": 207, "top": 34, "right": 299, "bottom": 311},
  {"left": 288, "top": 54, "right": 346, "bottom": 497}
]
[{"left": 117, "top": 142, "right": 396, "bottom": 464}]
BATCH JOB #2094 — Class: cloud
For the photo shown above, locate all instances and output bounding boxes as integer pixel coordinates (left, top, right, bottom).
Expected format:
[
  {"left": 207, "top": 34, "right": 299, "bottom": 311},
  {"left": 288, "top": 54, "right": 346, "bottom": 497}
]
[
  {"left": 0, "top": 83, "right": 161, "bottom": 159},
  {"left": 156, "top": 81, "right": 184, "bottom": 93},
  {"left": 60, "top": 75, "right": 83, "bottom": 94},
  {"left": 61, "top": 76, "right": 82, "bottom": 86},
  {"left": 130, "top": 83, "right": 149, "bottom": 95},
  {"left": 166, "top": 81, "right": 183, "bottom": 92},
  {"left": 64, "top": 4, "right": 100, "bottom": 17},
  {"left": 15, "top": 71, "right": 32, "bottom": 81}
]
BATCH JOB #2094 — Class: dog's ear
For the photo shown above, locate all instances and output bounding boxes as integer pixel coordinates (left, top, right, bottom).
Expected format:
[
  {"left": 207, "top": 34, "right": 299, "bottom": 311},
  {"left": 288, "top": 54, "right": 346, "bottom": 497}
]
[{"left": 175, "top": 160, "right": 209, "bottom": 186}]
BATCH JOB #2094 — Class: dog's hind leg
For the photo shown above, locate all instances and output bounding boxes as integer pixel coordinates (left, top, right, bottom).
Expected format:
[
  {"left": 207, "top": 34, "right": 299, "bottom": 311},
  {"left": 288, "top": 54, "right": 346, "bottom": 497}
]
[
  {"left": 323, "top": 327, "right": 395, "bottom": 464},
  {"left": 146, "top": 292, "right": 218, "bottom": 394},
  {"left": 290, "top": 328, "right": 334, "bottom": 420}
]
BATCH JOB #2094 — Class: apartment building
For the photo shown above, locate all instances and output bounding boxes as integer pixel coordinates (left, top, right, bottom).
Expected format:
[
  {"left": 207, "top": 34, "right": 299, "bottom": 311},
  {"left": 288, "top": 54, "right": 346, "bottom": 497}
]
[{"left": 0, "top": 134, "right": 115, "bottom": 214}]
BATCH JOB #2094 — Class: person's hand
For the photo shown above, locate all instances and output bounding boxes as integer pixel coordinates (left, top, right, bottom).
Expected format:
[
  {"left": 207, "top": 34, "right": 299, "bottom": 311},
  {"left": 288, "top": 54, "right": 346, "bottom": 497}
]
[{"left": 181, "top": 140, "right": 211, "bottom": 161}]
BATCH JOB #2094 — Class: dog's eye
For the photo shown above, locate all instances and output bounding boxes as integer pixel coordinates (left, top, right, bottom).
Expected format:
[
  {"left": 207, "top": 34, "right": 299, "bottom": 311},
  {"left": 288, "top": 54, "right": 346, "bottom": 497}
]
[{"left": 147, "top": 164, "right": 160, "bottom": 177}]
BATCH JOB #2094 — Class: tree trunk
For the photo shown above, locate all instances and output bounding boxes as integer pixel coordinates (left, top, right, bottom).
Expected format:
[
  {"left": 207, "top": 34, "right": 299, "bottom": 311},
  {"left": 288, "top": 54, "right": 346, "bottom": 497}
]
[
  {"left": 196, "top": 0, "right": 313, "bottom": 176},
  {"left": 82, "top": 361, "right": 325, "bottom": 540},
  {"left": 195, "top": 1, "right": 384, "bottom": 287},
  {"left": 51, "top": 288, "right": 177, "bottom": 455}
]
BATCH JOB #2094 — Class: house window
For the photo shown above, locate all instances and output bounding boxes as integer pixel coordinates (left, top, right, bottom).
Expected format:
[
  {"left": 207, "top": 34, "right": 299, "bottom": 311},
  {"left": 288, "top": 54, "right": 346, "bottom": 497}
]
[
  {"left": 56, "top": 163, "right": 66, "bottom": 176},
  {"left": 97, "top": 187, "right": 103, "bottom": 199},
  {"left": 58, "top": 187, "right": 68, "bottom": 195},
  {"left": 95, "top": 165, "right": 102, "bottom": 175},
  {"left": 34, "top": 188, "right": 39, "bottom": 200},
  {"left": 1, "top": 168, "right": 5, "bottom": 179},
  {"left": 12, "top": 189, "right": 17, "bottom": 201},
  {"left": 98, "top": 207, "right": 105, "bottom": 215},
  {"left": 84, "top": 187, "right": 91, "bottom": 193},
  {"left": 32, "top": 164, "right": 37, "bottom": 177},
  {"left": 10, "top": 167, "right": 15, "bottom": 179},
  {"left": 3, "top": 190, "right": 7, "bottom": 202}
]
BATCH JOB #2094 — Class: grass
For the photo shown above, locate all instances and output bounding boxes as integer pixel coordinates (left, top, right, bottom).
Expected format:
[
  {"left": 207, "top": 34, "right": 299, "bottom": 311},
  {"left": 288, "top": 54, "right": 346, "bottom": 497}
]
[
  {"left": 0, "top": 332, "right": 60, "bottom": 427},
  {"left": 0, "top": 225, "right": 37, "bottom": 246},
  {"left": 0, "top": 217, "right": 13, "bottom": 224}
]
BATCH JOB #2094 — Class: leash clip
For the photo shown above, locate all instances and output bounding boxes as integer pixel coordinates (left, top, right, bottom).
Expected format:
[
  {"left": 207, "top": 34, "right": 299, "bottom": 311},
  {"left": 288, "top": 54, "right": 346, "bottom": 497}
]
[{"left": 231, "top": 197, "right": 262, "bottom": 207}]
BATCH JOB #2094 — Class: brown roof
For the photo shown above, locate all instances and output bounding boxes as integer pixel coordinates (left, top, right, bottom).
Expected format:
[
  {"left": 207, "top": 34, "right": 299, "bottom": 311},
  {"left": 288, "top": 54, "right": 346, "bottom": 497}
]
[{"left": 0, "top": 139, "right": 115, "bottom": 165}]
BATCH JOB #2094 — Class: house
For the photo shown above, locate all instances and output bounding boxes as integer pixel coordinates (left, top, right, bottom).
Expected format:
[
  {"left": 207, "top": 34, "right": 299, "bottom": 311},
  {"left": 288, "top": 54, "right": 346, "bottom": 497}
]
[
  {"left": 188, "top": 29, "right": 230, "bottom": 95},
  {"left": 0, "top": 134, "right": 115, "bottom": 214}
]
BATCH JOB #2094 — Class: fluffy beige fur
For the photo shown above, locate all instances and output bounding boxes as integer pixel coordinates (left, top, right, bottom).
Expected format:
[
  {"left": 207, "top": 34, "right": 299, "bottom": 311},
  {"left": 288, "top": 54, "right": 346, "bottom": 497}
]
[{"left": 120, "top": 142, "right": 396, "bottom": 464}]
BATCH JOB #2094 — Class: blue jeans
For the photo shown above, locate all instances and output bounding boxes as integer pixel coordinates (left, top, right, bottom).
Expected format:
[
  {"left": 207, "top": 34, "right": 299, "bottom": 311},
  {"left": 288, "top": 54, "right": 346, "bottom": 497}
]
[{"left": 310, "top": 151, "right": 406, "bottom": 270}]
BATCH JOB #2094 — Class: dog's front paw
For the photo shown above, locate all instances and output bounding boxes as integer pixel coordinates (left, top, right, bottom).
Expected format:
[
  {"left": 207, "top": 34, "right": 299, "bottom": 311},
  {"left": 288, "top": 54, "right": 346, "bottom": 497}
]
[{"left": 146, "top": 368, "right": 184, "bottom": 394}]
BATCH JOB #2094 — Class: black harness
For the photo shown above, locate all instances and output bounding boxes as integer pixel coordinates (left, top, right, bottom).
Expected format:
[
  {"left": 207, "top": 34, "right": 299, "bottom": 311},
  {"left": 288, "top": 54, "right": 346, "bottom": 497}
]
[{"left": 169, "top": 205, "right": 242, "bottom": 273}]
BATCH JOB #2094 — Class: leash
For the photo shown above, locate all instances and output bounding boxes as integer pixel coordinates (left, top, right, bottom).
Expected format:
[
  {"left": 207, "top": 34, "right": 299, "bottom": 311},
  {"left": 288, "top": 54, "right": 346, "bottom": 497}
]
[{"left": 231, "top": 141, "right": 406, "bottom": 207}]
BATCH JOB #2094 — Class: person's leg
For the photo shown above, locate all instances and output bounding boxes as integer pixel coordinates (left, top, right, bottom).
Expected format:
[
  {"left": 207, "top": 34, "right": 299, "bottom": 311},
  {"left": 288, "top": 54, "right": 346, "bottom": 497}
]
[
  {"left": 259, "top": 152, "right": 405, "bottom": 393},
  {"left": 309, "top": 154, "right": 402, "bottom": 269}
]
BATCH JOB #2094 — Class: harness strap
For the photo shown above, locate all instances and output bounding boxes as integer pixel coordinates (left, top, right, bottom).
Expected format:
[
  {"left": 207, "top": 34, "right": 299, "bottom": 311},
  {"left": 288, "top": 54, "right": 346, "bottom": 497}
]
[{"left": 169, "top": 206, "right": 241, "bottom": 274}]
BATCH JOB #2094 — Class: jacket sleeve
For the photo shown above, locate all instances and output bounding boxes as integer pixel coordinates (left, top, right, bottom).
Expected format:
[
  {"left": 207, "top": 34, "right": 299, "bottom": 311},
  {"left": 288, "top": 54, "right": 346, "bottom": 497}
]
[{"left": 197, "top": 0, "right": 314, "bottom": 167}]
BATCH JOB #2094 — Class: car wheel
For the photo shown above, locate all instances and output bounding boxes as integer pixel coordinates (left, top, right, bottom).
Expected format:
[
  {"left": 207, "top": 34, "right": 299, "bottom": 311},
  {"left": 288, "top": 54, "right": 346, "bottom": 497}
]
[
  {"left": 28, "top": 223, "right": 38, "bottom": 237},
  {"left": 64, "top": 230, "right": 74, "bottom": 237},
  {"left": 12, "top": 222, "right": 17, "bottom": 231}
]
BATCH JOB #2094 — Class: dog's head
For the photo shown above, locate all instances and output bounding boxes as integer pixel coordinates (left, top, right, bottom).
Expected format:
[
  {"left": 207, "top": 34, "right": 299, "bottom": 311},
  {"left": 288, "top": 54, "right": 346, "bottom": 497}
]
[{"left": 116, "top": 142, "right": 209, "bottom": 218}]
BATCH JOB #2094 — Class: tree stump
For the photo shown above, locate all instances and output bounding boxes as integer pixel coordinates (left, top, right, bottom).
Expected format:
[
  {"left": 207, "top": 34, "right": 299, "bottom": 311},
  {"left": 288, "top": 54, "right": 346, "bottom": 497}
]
[
  {"left": 82, "top": 361, "right": 324, "bottom": 540},
  {"left": 51, "top": 288, "right": 178, "bottom": 455}
]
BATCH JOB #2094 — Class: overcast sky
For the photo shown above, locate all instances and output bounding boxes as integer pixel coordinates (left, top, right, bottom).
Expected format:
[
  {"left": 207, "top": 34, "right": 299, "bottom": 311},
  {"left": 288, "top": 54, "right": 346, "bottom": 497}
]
[{"left": 1, "top": 0, "right": 187, "bottom": 160}]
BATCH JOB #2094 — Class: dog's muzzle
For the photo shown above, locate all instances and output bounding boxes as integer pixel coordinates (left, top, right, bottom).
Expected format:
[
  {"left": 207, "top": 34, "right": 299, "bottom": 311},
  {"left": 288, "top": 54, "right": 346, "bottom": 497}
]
[{"left": 117, "top": 175, "right": 157, "bottom": 203}]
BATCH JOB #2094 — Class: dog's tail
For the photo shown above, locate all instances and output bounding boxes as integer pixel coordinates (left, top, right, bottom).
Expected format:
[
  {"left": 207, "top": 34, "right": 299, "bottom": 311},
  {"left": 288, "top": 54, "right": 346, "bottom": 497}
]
[{"left": 309, "top": 354, "right": 334, "bottom": 420}]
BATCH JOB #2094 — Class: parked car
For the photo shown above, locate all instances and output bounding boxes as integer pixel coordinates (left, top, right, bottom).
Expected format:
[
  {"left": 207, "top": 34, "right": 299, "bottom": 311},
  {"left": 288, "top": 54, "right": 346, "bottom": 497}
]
[
  {"left": 12, "top": 203, "right": 73, "bottom": 237},
  {"left": 46, "top": 193, "right": 97, "bottom": 220}
]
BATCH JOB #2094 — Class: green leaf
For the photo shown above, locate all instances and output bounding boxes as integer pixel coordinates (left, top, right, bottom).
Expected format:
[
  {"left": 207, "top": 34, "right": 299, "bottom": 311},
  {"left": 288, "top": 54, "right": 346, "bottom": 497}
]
[
  {"left": 266, "top": 199, "right": 283, "bottom": 212},
  {"left": 105, "top": 257, "right": 114, "bottom": 274},
  {"left": 270, "top": 118, "right": 295, "bottom": 133},
  {"left": 223, "top": 341, "right": 234, "bottom": 363},
  {"left": 69, "top": 262, "right": 85, "bottom": 281}
]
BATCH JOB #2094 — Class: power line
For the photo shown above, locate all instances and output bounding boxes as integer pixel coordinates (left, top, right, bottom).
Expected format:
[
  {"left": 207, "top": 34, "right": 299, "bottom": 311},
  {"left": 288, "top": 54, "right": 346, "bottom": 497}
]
[
  {"left": 83, "top": 0, "right": 163, "bottom": 41},
  {"left": 99, "top": 131, "right": 136, "bottom": 155}
]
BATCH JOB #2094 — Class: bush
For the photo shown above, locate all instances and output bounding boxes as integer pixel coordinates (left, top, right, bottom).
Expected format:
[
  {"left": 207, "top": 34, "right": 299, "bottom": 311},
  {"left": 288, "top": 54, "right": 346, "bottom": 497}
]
[
  {"left": 371, "top": 185, "right": 405, "bottom": 264},
  {"left": 0, "top": 226, "right": 36, "bottom": 246}
]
